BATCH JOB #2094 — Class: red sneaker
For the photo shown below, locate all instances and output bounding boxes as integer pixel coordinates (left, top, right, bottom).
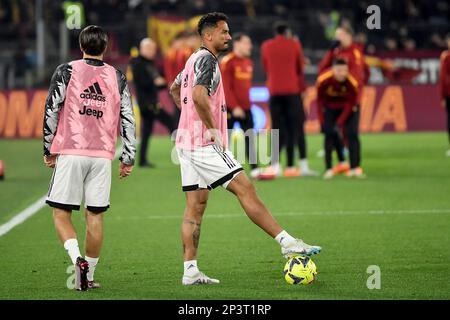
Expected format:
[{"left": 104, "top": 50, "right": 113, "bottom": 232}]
[
  {"left": 283, "top": 167, "right": 301, "bottom": 177},
  {"left": 332, "top": 162, "right": 350, "bottom": 175}
]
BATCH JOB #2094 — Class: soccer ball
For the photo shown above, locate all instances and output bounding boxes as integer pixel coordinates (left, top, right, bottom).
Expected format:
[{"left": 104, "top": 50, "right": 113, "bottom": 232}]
[{"left": 283, "top": 255, "right": 317, "bottom": 285}]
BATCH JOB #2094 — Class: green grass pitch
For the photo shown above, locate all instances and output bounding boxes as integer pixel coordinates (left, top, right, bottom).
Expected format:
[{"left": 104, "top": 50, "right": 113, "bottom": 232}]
[{"left": 0, "top": 132, "right": 449, "bottom": 299}]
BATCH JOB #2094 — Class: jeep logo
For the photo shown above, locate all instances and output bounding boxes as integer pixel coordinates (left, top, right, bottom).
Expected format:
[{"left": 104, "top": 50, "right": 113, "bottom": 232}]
[{"left": 79, "top": 105, "right": 103, "bottom": 119}]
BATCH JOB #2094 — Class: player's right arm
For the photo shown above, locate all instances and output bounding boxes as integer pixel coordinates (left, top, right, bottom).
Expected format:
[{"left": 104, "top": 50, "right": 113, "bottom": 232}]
[
  {"left": 169, "top": 71, "right": 182, "bottom": 109},
  {"left": 43, "top": 63, "right": 72, "bottom": 168},
  {"left": 315, "top": 70, "right": 333, "bottom": 125}
]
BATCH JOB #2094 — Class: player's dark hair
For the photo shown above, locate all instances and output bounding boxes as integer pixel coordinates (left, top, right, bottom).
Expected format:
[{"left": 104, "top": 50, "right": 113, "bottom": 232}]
[
  {"left": 273, "top": 21, "right": 290, "bottom": 35},
  {"left": 333, "top": 58, "right": 348, "bottom": 66},
  {"left": 79, "top": 25, "right": 108, "bottom": 56},
  {"left": 197, "top": 12, "right": 228, "bottom": 36},
  {"left": 232, "top": 32, "right": 249, "bottom": 42},
  {"left": 446, "top": 33, "right": 450, "bottom": 41}
]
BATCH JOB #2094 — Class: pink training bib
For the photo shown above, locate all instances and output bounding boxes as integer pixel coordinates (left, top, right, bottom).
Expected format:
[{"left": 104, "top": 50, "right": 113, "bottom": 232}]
[
  {"left": 176, "top": 49, "right": 228, "bottom": 150},
  {"left": 50, "top": 59, "right": 121, "bottom": 159}
]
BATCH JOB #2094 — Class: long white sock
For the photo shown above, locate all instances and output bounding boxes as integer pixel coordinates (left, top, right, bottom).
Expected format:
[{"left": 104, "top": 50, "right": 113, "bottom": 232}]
[
  {"left": 274, "top": 230, "right": 297, "bottom": 248},
  {"left": 299, "top": 159, "right": 309, "bottom": 171},
  {"left": 63, "top": 239, "right": 81, "bottom": 265},
  {"left": 85, "top": 256, "right": 99, "bottom": 281},
  {"left": 184, "top": 260, "right": 199, "bottom": 276}
]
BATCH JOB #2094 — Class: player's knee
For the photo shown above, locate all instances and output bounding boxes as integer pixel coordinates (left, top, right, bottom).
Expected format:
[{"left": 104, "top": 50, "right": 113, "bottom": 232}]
[
  {"left": 186, "top": 200, "right": 207, "bottom": 217},
  {"left": 236, "top": 180, "right": 256, "bottom": 199},
  {"left": 52, "top": 208, "right": 71, "bottom": 220},
  {"left": 195, "top": 201, "right": 207, "bottom": 215},
  {"left": 86, "top": 217, "right": 103, "bottom": 232}
]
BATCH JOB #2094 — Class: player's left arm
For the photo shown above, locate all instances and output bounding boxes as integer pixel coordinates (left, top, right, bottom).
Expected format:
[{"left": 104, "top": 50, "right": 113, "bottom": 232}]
[
  {"left": 117, "top": 70, "right": 137, "bottom": 178},
  {"left": 43, "top": 63, "right": 72, "bottom": 168},
  {"left": 191, "top": 53, "right": 223, "bottom": 149},
  {"left": 439, "top": 52, "right": 448, "bottom": 106},
  {"left": 295, "top": 40, "right": 305, "bottom": 75},
  {"left": 192, "top": 54, "right": 221, "bottom": 135}
]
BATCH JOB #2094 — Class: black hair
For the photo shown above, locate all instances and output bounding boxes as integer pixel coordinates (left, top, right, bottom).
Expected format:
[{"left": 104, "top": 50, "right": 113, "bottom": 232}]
[
  {"left": 273, "top": 21, "right": 290, "bottom": 35},
  {"left": 333, "top": 58, "right": 348, "bottom": 66},
  {"left": 79, "top": 25, "right": 108, "bottom": 56},
  {"left": 197, "top": 12, "right": 228, "bottom": 36},
  {"left": 232, "top": 32, "right": 249, "bottom": 42}
]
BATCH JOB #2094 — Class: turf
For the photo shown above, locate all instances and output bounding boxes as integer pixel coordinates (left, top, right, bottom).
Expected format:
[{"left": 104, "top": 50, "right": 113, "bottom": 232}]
[{"left": 0, "top": 133, "right": 449, "bottom": 300}]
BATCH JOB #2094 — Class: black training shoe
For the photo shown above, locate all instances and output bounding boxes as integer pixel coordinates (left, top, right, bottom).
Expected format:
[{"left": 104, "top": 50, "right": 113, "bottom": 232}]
[{"left": 75, "top": 257, "right": 89, "bottom": 291}]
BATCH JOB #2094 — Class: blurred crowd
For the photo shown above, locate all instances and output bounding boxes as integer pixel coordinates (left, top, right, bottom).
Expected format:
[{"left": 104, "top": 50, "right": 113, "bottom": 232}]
[
  {"left": 0, "top": 0, "right": 448, "bottom": 88},
  {"left": 0, "top": 0, "right": 448, "bottom": 51}
]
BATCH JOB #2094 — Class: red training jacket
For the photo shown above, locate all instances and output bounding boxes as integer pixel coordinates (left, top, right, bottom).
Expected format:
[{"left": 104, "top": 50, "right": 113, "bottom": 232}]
[
  {"left": 261, "top": 35, "right": 306, "bottom": 96},
  {"left": 220, "top": 52, "right": 253, "bottom": 110},
  {"left": 316, "top": 69, "right": 358, "bottom": 126}
]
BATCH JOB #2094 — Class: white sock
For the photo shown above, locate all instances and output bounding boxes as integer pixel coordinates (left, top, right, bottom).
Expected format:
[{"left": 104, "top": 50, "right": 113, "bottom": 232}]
[
  {"left": 184, "top": 260, "right": 199, "bottom": 276},
  {"left": 299, "top": 159, "right": 309, "bottom": 171},
  {"left": 63, "top": 239, "right": 81, "bottom": 265},
  {"left": 85, "top": 256, "right": 99, "bottom": 281},
  {"left": 275, "top": 230, "right": 297, "bottom": 248}
]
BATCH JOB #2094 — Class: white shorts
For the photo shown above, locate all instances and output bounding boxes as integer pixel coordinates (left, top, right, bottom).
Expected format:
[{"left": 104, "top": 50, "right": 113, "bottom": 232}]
[
  {"left": 177, "top": 145, "right": 243, "bottom": 192},
  {"left": 46, "top": 155, "right": 111, "bottom": 213}
]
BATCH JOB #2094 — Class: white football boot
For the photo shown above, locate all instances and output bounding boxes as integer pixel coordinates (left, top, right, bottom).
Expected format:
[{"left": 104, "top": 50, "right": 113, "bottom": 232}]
[
  {"left": 281, "top": 239, "right": 322, "bottom": 259},
  {"left": 182, "top": 271, "right": 220, "bottom": 285}
]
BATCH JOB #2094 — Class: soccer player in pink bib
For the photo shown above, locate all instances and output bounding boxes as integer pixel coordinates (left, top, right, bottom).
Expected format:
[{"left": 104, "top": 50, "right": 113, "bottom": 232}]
[
  {"left": 170, "top": 13, "right": 321, "bottom": 285},
  {"left": 43, "top": 25, "right": 136, "bottom": 291}
]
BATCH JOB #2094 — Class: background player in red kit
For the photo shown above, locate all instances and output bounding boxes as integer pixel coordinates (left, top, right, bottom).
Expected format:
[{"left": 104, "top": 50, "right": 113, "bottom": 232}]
[
  {"left": 260, "top": 22, "right": 317, "bottom": 178},
  {"left": 439, "top": 33, "right": 450, "bottom": 157},
  {"left": 318, "top": 25, "right": 369, "bottom": 177},
  {"left": 316, "top": 58, "right": 362, "bottom": 179},
  {"left": 220, "top": 33, "right": 260, "bottom": 178}
]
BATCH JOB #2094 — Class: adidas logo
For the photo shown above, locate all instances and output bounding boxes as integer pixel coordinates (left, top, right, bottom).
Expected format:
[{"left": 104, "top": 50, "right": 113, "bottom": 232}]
[{"left": 80, "top": 82, "right": 106, "bottom": 102}]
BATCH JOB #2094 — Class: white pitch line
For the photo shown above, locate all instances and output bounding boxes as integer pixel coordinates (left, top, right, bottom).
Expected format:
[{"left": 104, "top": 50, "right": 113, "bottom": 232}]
[
  {"left": 108, "top": 208, "right": 450, "bottom": 221},
  {"left": 0, "top": 195, "right": 47, "bottom": 237},
  {"left": 1, "top": 136, "right": 448, "bottom": 236},
  {"left": 0, "top": 143, "right": 133, "bottom": 238}
]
